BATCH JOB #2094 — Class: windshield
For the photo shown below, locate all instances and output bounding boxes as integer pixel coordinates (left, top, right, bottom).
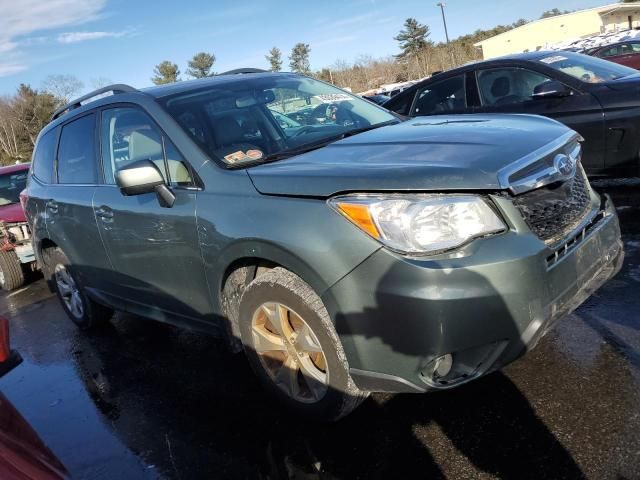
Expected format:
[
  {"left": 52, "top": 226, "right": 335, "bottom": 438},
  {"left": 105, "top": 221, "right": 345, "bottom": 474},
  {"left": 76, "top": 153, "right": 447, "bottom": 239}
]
[
  {"left": 161, "top": 74, "right": 397, "bottom": 166},
  {"left": 538, "top": 52, "right": 637, "bottom": 83},
  {"left": 0, "top": 170, "right": 27, "bottom": 207}
]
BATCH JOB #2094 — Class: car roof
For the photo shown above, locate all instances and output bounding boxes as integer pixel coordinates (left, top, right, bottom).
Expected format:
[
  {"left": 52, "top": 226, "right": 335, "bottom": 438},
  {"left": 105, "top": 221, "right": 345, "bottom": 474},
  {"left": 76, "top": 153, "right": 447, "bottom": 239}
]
[
  {"left": 141, "top": 71, "right": 300, "bottom": 98},
  {"left": 591, "top": 39, "right": 640, "bottom": 49},
  {"left": 0, "top": 163, "right": 30, "bottom": 174},
  {"left": 411, "top": 50, "right": 579, "bottom": 82},
  {"left": 42, "top": 71, "right": 302, "bottom": 132}
]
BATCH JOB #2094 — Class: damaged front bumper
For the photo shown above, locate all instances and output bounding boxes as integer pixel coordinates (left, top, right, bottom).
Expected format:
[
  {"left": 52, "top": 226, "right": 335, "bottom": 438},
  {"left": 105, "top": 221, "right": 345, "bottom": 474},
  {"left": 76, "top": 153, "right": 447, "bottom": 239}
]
[{"left": 323, "top": 195, "right": 623, "bottom": 393}]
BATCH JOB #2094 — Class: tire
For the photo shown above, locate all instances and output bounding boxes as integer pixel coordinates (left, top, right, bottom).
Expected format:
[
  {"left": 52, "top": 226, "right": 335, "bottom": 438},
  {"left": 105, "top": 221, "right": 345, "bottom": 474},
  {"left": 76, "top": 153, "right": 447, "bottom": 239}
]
[
  {"left": 44, "top": 247, "right": 113, "bottom": 330},
  {"left": 238, "top": 267, "right": 368, "bottom": 421},
  {"left": 0, "top": 250, "right": 25, "bottom": 291}
]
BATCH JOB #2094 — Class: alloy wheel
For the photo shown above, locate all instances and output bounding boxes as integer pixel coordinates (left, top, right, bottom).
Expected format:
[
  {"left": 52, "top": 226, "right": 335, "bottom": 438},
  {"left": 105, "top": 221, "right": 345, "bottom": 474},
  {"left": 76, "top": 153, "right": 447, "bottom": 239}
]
[
  {"left": 251, "top": 302, "right": 328, "bottom": 403},
  {"left": 54, "top": 264, "right": 84, "bottom": 319}
]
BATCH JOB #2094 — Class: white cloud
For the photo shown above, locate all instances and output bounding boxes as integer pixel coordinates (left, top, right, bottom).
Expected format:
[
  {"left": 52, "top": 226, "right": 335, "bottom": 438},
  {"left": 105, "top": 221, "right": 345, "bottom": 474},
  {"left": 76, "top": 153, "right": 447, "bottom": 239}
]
[
  {"left": 0, "top": 64, "right": 28, "bottom": 77},
  {"left": 0, "top": 0, "right": 107, "bottom": 76},
  {"left": 57, "top": 31, "right": 125, "bottom": 44}
]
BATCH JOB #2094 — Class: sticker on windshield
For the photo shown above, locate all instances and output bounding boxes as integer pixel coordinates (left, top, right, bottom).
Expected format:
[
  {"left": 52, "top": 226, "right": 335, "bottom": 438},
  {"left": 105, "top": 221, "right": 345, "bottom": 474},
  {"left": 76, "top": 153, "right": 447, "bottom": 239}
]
[
  {"left": 246, "top": 149, "right": 263, "bottom": 160},
  {"left": 539, "top": 55, "right": 568, "bottom": 64},
  {"left": 314, "top": 93, "right": 352, "bottom": 103},
  {"left": 224, "top": 149, "right": 263, "bottom": 164}
]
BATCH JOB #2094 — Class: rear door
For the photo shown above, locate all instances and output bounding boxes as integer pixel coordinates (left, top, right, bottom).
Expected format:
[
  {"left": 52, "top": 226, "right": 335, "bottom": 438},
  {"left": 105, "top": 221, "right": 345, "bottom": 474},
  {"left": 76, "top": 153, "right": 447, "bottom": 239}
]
[
  {"left": 25, "top": 128, "right": 58, "bottom": 253},
  {"left": 471, "top": 66, "right": 605, "bottom": 172},
  {"left": 44, "top": 112, "right": 113, "bottom": 288},
  {"left": 92, "top": 105, "right": 212, "bottom": 325}
]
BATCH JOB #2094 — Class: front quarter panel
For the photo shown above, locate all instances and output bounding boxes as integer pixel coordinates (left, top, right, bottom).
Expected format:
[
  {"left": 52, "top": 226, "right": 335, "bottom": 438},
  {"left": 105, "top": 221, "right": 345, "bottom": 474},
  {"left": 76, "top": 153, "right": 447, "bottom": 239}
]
[{"left": 195, "top": 166, "right": 382, "bottom": 314}]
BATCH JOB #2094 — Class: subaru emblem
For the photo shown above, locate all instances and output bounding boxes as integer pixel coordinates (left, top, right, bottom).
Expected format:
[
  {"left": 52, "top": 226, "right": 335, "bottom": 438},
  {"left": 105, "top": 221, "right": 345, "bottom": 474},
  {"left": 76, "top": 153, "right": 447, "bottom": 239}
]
[{"left": 554, "top": 154, "right": 575, "bottom": 178}]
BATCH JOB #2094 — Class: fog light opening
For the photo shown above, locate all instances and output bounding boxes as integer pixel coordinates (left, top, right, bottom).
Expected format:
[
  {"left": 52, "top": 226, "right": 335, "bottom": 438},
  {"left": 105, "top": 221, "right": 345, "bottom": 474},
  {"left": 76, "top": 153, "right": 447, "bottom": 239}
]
[{"left": 432, "top": 353, "right": 453, "bottom": 380}]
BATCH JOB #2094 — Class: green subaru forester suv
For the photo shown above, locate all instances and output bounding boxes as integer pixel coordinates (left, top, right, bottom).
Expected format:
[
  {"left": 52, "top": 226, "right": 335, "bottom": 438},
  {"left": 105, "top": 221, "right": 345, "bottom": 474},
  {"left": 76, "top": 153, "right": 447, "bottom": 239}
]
[{"left": 24, "top": 71, "right": 623, "bottom": 420}]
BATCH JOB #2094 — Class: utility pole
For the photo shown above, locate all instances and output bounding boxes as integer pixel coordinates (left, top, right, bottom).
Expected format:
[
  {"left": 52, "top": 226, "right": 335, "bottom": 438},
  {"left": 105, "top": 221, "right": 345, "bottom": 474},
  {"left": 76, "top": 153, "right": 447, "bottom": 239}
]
[
  {"left": 437, "top": 2, "right": 450, "bottom": 44},
  {"left": 437, "top": 2, "right": 456, "bottom": 66}
]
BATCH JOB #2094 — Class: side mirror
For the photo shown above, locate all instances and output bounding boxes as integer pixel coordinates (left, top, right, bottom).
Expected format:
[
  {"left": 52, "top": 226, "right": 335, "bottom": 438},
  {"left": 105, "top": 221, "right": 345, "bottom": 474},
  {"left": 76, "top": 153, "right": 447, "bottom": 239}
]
[
  {"left": 115, "top": 160, "right": 175, "bottom": 208},
  {"left": 532, "top": 80, "right": 572, "bottom": 99}
]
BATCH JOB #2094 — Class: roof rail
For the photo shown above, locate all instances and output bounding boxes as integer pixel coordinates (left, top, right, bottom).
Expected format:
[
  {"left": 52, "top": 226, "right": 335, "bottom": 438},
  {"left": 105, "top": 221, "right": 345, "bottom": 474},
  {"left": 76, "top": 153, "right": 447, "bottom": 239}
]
[
  {"left": 218, "top": 68, "right": 268, "bottom": 76},
  {"left": 51, "top": 84, "right": 138, "bottom": 121}
]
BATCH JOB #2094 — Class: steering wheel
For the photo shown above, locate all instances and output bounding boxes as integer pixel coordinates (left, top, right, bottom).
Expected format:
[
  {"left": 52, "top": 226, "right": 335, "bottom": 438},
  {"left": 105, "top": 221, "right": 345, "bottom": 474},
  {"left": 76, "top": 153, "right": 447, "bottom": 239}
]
[{"left": 292, "top": 125, "right": 316, "bottom": 137}]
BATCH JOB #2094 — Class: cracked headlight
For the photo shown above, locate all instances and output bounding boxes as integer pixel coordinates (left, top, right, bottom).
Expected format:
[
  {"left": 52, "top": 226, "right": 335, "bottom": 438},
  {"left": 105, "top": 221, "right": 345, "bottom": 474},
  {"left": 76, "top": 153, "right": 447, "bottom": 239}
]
[{"left": 329, "top": 194, "right": 506, "bottom": 255}]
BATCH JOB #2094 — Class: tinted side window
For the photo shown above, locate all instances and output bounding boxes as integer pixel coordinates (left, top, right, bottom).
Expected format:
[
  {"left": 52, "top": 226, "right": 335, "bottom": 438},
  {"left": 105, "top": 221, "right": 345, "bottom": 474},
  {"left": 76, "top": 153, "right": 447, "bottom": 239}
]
[
  {"left": 476, "top": 68, "right": 552, "bottom": 106},
  {"left": 412, "top": 75, "right": 465, "bottom": 116},
  {"left": 32, "top": 128, "right": 57, "bottom": 183},
  {"left": 383, "top": 92, "right": 413, "bottom": 116},
  {"left": 101, "top": 107, "right": 193, "bottom": 186},
  {"left": 57, "top": 114, "right": 98, "bottom": 184}
]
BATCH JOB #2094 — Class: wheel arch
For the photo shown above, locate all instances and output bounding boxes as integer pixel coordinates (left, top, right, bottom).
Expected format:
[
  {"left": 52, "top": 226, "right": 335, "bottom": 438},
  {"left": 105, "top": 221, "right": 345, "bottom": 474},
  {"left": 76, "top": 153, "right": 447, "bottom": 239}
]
[
  {"left": 216, "top": 240, "right": 331, "bottom": 353},
  {"left": 216, "top": 239, "right": 329, "bottom": 303}
]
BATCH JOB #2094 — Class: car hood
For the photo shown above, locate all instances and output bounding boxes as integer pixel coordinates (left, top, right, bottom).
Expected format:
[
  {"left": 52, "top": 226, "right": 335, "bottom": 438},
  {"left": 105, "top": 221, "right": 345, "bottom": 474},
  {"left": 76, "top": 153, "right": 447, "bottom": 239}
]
[
  {"left": 0, "top": 203, "right": 25, "bottom": 223},
  {"left": 247, "top": 114, "right": 571, "bottom": 197}
]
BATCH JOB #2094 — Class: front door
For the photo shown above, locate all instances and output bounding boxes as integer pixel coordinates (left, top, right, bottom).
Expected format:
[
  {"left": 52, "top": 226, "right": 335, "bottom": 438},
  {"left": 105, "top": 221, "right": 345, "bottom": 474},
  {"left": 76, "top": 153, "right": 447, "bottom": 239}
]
[
  {"left": 93, "top": 106, "right": 212, "bottom": 325},
  {"left": 472, "top": 67, "right": 605, "bottom": 172}
]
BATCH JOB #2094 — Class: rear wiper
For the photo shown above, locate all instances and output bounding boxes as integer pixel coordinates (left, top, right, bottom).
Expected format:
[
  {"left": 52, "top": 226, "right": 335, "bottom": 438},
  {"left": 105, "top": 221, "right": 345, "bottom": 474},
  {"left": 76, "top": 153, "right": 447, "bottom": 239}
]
[{"left": 260, "top": 120, "right": 399, "bottom": 163}]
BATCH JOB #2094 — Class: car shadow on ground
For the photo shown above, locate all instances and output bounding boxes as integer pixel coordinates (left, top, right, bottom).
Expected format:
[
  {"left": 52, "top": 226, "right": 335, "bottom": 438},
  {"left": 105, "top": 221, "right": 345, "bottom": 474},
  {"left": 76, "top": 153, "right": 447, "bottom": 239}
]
[{"left": 64, "top": 266, "right": 585, "bottom": 480}]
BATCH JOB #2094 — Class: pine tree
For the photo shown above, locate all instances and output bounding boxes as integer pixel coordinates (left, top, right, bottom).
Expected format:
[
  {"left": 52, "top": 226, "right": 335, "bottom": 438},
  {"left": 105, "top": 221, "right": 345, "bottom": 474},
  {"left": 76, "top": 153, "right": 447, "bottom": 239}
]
[
  {"left": 187, "top": 52, "right": 216, "bottom": 78},
  {"left": 394, "top": 18, "right": 431, "bottom": 60},
  {"left": 151, "top": 61, "right": 180, "bottom": 85},
  {"left": 289, "top": 43, "right": 311, "bottom": 74},
  {"left": 266, "top": 47, "right": 283, "bottom": 72}
]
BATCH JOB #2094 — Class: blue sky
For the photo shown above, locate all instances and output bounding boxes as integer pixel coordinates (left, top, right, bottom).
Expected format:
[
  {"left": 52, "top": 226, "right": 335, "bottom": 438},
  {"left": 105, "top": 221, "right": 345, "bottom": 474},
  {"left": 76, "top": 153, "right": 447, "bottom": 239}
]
[{"left": 0, "top": 0, "right": 609, "bottom": 94}]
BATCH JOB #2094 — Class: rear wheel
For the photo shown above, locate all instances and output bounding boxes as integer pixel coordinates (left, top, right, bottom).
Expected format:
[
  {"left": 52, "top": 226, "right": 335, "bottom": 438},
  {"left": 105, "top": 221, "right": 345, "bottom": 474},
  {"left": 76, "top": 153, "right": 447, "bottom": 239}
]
[
  {"left": 45, "top": 248, "right": 113, "bottom": 330},
  {"left": 238, "top": 267, "right": 367, "bottom": 421},
  {"left": 0, "top": 250, "right": 25, "bottom": 291}
]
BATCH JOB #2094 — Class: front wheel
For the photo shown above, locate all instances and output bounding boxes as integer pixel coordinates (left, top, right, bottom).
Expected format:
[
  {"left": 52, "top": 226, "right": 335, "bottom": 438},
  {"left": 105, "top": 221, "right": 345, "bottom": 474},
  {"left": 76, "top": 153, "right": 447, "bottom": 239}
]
[
  {"left": 0, "top": 250, "right": 25, "bottom": 291},
  {"left": 238, "top": 267, "right": 367, "bottom": 421}
]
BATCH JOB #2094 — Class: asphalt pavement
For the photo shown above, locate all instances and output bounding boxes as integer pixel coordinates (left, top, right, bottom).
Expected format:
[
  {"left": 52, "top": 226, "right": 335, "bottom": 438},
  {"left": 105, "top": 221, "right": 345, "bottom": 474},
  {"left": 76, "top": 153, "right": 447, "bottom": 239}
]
[{"left": 0, "top": 183, "right": 639, "bottom": 480}]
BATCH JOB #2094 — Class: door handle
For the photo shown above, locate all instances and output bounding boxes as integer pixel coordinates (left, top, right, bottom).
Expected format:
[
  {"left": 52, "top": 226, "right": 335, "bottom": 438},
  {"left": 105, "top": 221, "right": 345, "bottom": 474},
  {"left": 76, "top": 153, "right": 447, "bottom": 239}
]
[
  {"left": 46, "top": 201, "right": 58, "bottom": 214},
  {"left": 95, "top": 206, "right": 114, "bottom": 221}
]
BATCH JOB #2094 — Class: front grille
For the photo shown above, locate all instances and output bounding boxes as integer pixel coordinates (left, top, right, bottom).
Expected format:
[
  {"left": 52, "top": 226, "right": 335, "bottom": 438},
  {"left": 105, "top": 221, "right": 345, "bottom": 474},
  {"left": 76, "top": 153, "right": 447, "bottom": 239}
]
[{"left": 512, "top": 166, "right": 592, "bottom": 244}]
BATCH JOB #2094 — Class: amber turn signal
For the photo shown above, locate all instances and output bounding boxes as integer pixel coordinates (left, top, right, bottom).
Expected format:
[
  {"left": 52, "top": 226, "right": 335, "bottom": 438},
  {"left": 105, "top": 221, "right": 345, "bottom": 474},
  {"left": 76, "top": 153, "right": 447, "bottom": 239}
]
[{"left": 334, "top": 202, "right": 381, "bottom": 239}]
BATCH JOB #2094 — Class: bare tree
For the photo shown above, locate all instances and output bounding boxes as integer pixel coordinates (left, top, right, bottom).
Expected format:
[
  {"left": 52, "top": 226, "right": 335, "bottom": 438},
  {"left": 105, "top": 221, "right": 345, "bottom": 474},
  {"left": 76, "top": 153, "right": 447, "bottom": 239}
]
[
  {"left": 0, "top": 98, "right": 20, "bottom": 162},
  {"left": 41, "top": 74, "right": 84, "bottom": 106},
  {"left": 91, "top": 77, "right": 114, "bottom": 90}
]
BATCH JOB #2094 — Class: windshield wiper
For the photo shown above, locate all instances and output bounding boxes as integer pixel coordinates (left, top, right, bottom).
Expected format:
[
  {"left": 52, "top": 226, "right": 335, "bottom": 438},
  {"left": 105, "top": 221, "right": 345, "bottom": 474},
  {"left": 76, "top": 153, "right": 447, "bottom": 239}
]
[{"left": 260, "top": 120, "right": 399, "bottom": 163}]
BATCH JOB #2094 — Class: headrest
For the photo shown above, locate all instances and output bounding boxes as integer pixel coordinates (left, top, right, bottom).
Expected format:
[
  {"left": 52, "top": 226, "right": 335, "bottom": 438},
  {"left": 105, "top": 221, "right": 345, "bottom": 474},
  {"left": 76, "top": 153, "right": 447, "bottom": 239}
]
[{"left": 491, "top": 76, "right": 510, "bottom": 98}]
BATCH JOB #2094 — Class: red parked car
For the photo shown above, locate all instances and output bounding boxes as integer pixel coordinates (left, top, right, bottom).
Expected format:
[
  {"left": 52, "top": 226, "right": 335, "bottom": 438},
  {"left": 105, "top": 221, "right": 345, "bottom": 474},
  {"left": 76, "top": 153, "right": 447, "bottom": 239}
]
[
  {"left": 0, "top": 316, "right": 68, "bottom": 479},
  {"left": 0, "top": 163, "right": 37, "bottom": 291},
  {"left": 587, "top": 40, "right": 640, "bottom": 69}
]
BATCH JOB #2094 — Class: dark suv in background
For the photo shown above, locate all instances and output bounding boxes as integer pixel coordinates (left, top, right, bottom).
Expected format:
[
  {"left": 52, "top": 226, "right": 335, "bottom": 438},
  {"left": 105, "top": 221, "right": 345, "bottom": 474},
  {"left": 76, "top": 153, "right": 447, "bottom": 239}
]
[
  {"left": 24, "top": 72, "right": 623, "bottom": 420},
  {"left": 384, "top": 51, "right": 640, "bottom": 177}
]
